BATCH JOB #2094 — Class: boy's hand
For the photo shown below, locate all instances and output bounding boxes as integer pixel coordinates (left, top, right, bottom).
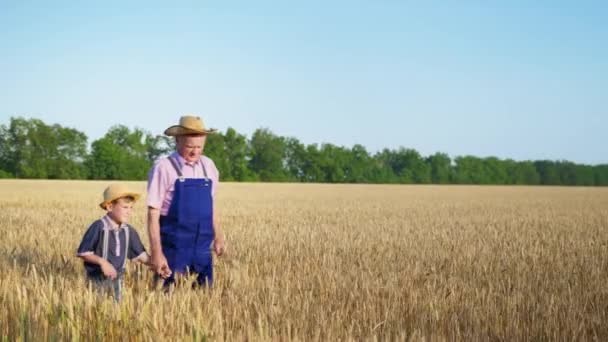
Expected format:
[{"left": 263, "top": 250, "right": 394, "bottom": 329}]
[{"left": 101, "top": 261, "right": 117, "bottom": 280}]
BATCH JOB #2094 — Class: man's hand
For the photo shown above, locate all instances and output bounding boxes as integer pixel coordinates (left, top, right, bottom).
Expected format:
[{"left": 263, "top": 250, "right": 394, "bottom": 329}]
[
  {"left": 101, "top": 260, "right": 118, "bottom": 280},
  {"left": 150, "top": 252, "right": 172, "bottom": 279},
  {"left": 214, "top": 236, "right": 225, "bottom": 256}
]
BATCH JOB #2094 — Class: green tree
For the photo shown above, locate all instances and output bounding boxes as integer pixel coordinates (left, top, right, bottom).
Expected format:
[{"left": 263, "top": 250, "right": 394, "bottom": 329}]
[
  {"left": 571, "top": 164, "right": 595, "bottom": 186},
  {"left": 301, "top": 144, "right": 325, "bottom": 182},
  {"left": 249, "top": 128, "right": 287, "bottom": 181},
  {"left": 284, "top": 137, "right": 307, "bottom": 181},
  {"left": 0, "top": 117, "right": 87, "bottom": 179},
  {"left": 534, "top": 161, "right": 561, "bottom": 185},
  {"left": 426, "top": 152, "right": 452, "bottom": 184},
  {"left": 224, "top": 128, "right": 254, "bottom": 181},
  {"left": 2, "top": 117, "right": 606, "bottom": 185},
  {"left": 594, "top": 165, "right": 608, "bottom": 186},
  {"left": 145, "top": 134, "right": 174, "bottom": 163},
  {"left": 86, "top": 125, "right": 151, "bottom": 180},
  {"left": 482, "top": 157, "right": 508, "bottom": 184},
  {"left": 453, "top": 156, "right": 485, "bottom": 184},
  {"left": 317, "top": 143, "right": 349, "bottom": 183},
  {"left": 367, "top": 155, "right": 397, "bottom": 184},
  {"left": 372, "top": 149, "right": 399, "bottom": 183},
  {"left": 203, "top": 131, "right": 228, "bottom": 178},
  {"left": 380, "top": 148, "right": 430, "bottom": 184},
  {"left": 505, "top": 160, "right": 540, "bottom": 185},
  {"left": 0, "top": 121, "right": 15, "bottom": 176},
  {"left": 346, "top": 144, "right": 372, "bottom": 183}
]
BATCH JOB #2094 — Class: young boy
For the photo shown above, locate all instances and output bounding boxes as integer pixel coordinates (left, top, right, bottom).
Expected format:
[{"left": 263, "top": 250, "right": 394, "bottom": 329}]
[{"left": 76, "top": 184, "right": 150, "bottom": 302}]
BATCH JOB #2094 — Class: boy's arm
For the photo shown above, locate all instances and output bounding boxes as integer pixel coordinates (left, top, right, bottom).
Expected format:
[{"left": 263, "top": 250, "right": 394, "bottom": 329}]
[
  {"left": 76, "top": 221, "right": 117, "bottom": 279},
  {"left": 78, "top": 254, "right": 118, "bottom": 280},
  {"left": 134, "top": 252, "right": 150, "bottom": 265},
  {"left": 127, "top": 228, "right": 151, "bottom": 265}
]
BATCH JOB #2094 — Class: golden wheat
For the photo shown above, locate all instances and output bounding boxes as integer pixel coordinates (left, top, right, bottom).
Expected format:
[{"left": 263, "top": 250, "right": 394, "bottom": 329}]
[{"left": 0, "top": 180, "right": 607, "bottom": 341}]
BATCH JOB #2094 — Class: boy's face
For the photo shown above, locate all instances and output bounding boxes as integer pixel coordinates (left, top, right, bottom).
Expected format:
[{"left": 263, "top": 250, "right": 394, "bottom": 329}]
[
  {"left": 176, "top": 135, "right": 206, "bottom": 163},
  {"left": 107, "top": 198, "right": 134, "bottom": 224}
]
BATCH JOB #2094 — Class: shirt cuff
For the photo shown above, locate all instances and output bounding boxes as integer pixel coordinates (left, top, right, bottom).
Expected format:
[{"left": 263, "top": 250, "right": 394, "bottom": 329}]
[
  {"left": 76, "top": 251, "right": 94, "bottom": 257},
  {"left": 133, "top": 252, "right": 149, "bottom": 262},
  {"left": 145, "top": 199, "right": 162, "bottom": 209}
]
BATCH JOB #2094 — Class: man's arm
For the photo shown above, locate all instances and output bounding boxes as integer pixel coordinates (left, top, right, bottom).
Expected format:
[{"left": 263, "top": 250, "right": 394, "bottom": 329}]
[
  {"left": 147, "top": 207, "right": 171, "bottom": 278},
  {"left": 213, "top": 204, "right": 225, "bottom": 256},
  {"left": 210, "top": 159, "right": 225, "bottom": 256},
  {"left": 147, "top": 207, "right": 162, "bottom": 255}
]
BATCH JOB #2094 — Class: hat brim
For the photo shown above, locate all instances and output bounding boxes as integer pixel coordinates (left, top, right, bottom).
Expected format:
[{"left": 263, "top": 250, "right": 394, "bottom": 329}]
[
  {"left": 99, "top": 192, "right": 141, "bottom": 210},
  {"left": 164, "top": 126, "right": 218, "bottom": 136}
]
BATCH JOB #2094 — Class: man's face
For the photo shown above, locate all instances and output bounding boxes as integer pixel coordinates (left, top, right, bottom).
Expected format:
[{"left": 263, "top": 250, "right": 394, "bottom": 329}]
[{"left": 177, "top": 135, "right": 206, "bottom": 163}]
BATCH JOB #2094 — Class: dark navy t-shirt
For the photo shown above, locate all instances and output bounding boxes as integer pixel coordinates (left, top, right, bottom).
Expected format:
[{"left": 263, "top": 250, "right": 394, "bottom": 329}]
[{"left": 77, "top": 218, "right": 146, "bottom": 277}]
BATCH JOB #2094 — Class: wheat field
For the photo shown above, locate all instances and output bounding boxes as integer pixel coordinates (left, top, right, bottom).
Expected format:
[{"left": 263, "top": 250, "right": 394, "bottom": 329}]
[{"left": 0, "top": 179, "right": 607, "bottom": 341}]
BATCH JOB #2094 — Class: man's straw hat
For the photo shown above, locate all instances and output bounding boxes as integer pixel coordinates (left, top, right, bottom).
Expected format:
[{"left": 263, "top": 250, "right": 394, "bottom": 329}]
[
  {"left": 164, "top": 115, "right": 217, "bottom": 136},
  {"left": 99, "top": 184, "right": 141, "bottom": 210}
]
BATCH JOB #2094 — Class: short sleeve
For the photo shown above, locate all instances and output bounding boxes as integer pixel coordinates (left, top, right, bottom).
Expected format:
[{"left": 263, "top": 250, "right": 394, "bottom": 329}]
[
  {"left": 76, "top": 221, "right": 102, "bottom": 256},
  {"left": 146, "top": 161, "right": 167, "bottom": 209},
  {"left": 127, "top": 228, "right": 146, "bottom": 259},
  {"left": 206, "top": 157, "right": 219, "bottom": 197}
]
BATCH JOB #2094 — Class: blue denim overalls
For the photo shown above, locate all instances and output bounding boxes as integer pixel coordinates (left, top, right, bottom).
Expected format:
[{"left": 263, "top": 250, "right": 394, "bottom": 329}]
[{"left": 160, "top": 156, "right": 215, "bottom": 287}]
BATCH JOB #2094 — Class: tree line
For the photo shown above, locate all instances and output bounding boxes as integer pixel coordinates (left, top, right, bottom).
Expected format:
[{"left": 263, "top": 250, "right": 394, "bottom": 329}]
[{"left": 0, "top": 117, "right": 606, "bottom": 185}]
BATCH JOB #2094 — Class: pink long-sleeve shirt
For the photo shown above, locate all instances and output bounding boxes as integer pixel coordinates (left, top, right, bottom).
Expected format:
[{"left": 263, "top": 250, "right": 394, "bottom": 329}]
[{"left": 146, "top": 152, "right": 219, "bottom": 216}]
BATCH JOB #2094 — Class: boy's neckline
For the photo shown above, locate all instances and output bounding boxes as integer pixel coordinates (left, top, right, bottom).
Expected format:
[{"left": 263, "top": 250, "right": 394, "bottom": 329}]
[{"left": 103, "top": 214, "right": 127, "bottom": 230}]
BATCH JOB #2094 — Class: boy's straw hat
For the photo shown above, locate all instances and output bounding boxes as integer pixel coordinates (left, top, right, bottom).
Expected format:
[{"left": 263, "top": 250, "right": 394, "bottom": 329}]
[
  {"left": 99, "top": 184, "right": 141, "bottom": 209},
  {"left": 164, "top": 115, "right": 217, "bottom": 136}
]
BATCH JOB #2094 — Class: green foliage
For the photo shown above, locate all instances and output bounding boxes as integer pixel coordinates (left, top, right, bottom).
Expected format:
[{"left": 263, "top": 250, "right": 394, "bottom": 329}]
[
  {"left": 0, "top": 169, "right": 13, "bottom": 178},
  {"left": 505, "top": 160, "right": 540, "bottom": 185},
  {"left": 284, "top": 137, "right": 307, "bottom": 182},
  {"left": 85, "top": 125, "right": 159, "bottom": 180},
  {"left": 204, "top": 128, "right": 254, "bottom": 182},
  {"left": 453, "top": 156, "right": 485, "bottom": 184},
  {"left": 376, "top": 148, "right": 431, "bottom": 184},
  {"left": 427, "top": 152, "right": 451, "bottom": 184},
  {"left": 347, "top": 144, "right": 372, "bottom": 183},
  {"left": 594, "top": 165, "right": 608, "bottom": 186},
  {"left": 224, "top": 127, "right": 255, "bottom": 181},
  {"left": 249, "top": 128, "right": 287, "bottom": 181},
  {"left": 534, "top": 161, "right": 561, "bottom": 185},
  {"left": 1, "top": 116, "right": 606, "bottom": 185},
  {"left": 203, "top": 132, "right": 227, "bottom": 179},
  {"left": 0, "top": 117, "right": 87, "bottom": 179},
  {"left": 301, "top": 144, "right": 325, "bottom": 182}
]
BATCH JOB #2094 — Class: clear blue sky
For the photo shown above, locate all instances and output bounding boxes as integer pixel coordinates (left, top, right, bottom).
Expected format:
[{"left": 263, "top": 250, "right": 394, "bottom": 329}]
[{"left": 1, "top": 1, "right": 606, "bottom": 164}]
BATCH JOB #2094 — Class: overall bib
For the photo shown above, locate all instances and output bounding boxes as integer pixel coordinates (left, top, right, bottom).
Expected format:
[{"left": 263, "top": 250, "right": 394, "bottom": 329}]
[{"left": 160, "top": 156, "right": 215, "bottom": 286}]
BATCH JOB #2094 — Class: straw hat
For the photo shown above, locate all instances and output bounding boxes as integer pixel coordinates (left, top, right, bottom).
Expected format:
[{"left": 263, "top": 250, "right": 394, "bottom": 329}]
[
  {"left": 164, "top": 115, "right": 217, "bottom": 136},
  {"left": 99, "top": 184, "right": 141, "bottom": 209}
]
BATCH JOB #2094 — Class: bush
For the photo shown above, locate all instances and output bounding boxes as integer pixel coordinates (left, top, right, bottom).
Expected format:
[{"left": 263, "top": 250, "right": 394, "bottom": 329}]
[{"left": 0, "top": 169, "right": 14, "bottom": 178}]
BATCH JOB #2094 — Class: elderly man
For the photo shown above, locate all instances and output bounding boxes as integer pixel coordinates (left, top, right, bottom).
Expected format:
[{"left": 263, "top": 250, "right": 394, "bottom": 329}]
[{"left": 146, "top": 115, "right": 225, "bottom": 287}]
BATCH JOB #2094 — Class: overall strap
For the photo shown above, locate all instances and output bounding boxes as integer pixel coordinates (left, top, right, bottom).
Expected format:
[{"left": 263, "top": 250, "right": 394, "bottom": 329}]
[
  {"left": 122, "top": 226, "right": 130, "bottom": 269},
  {"left": 200, "top": 158, "right": 208, "bottom": 179},
  {"left": 168, "top": 156, "right": 183, "bottom": 177},
  {"left": 170, "top": 155, "right": 209, "bottom": 179},
  {"left": 101, "top": 220, "right": 110, "bottom": 260}
]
